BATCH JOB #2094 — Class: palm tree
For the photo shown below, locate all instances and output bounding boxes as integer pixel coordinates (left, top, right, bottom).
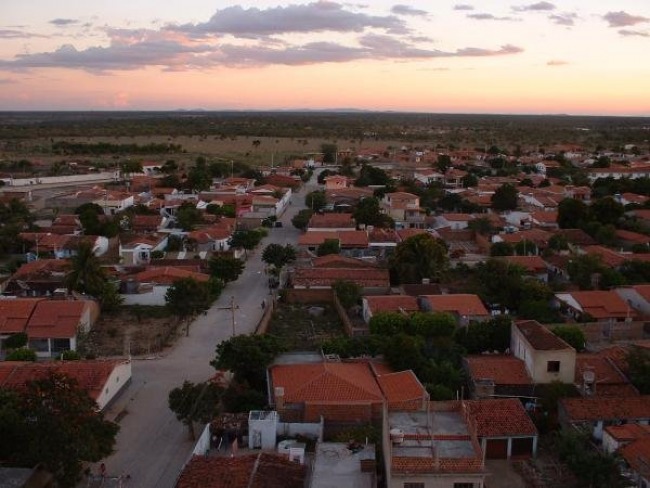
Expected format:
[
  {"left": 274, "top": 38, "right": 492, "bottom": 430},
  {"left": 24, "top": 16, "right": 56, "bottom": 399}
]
[{"left": 65, "top": 242, "right": 105, "bottom": 297}]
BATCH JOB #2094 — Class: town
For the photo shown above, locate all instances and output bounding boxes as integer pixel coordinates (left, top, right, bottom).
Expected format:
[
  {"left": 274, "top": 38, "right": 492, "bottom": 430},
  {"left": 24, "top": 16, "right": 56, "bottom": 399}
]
[{"left": 1, "top": 112, "right": 650, "bottom": 488}]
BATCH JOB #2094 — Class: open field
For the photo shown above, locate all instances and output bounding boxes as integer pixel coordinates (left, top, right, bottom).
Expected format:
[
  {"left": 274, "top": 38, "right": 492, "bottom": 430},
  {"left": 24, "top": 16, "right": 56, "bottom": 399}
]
[{"left": 267, "top": 303, "right": 345, "bottom": 351}]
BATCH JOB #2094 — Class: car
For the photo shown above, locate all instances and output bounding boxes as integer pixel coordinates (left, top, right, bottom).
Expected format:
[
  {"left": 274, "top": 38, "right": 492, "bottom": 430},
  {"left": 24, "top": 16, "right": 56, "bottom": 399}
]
[{"left": 274, "top": 221, "right": 283, "bottom": 228}]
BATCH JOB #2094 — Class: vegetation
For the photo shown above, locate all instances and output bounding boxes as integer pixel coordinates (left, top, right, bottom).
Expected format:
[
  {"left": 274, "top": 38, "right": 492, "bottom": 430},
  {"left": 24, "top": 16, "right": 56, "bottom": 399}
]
[
  {"left": 228, "top": 229, "right": 264, "bottom": 257},
  {"left": 332, "top": 280, "right": 362, "bottom": 309},
  {"left": 0, "top": 372, "right": 119, "bottom": 487},
  {"left": 390, "top": 234, "right": 449, "bottom": 284},
  {"left": 208, "top": 255, "right": 245, "bottom": 283},
  {"left": 165, "top": 277, "right": 223, "bottom": 323},
  {"left": 168, "top": 381, "right": 223, "bottom": 439},
  {"left": 291, "top": 209, "right": 313, "bottom": 230},
  {"left": 261, "top": 243, "right": 297, "bottom": 269},
  {"left": 317, "top": 238, "right": 340, "bottom": 256},
  {"left": 552, "top": 325, "right": 586, "bottom": 352},
  {"left": 5, "top": 347, "right": 37, "bottom": 361}
]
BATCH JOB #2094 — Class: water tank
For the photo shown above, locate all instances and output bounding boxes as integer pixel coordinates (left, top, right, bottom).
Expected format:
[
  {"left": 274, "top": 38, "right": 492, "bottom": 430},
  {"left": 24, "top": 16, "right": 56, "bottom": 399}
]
[{"left": 390, "top": 429, "right": 404, "bottom": 444}]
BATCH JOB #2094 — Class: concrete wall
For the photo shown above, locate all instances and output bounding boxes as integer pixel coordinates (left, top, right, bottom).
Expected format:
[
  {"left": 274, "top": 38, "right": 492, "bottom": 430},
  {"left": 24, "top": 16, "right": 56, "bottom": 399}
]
[
  {"left": 388, "top": 473, "right": 485, "bottom": 488},
  {"left": 255, "top": 299, "right": 276, "bottom": 335},
  {"left": 95, "top": 361, "right": 132, "bottom": 411},
  {"left": 192, "top": 423, "right": 212, "bottom": 456},
  {"left": 511, "top": 325, "right": 576, "bottom": 384},
  {"left": 7, "top": 172, "right": 119, "bottom": 187},
  {"left": 121, "top": 286, "right": 168, "bottom": 306},
  {"left": 283, "top": 288, "right": 334, "bottom": 304},
  {"left": 277, "top": 419, "right": 323, "bottom": 441}
]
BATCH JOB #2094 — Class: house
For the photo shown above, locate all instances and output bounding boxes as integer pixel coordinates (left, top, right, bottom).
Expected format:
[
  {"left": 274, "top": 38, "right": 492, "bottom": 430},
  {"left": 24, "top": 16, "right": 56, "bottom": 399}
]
[
  {"left": 3, "top": 259, "right": 70, "bottom": 297},
  {"left": 499, "top": 255, "right": 549, "bottom": 282},
  {"left": 50, "top": 214, "right": 82, "bottom": 234},
  {"left": 0, "top": 359, "right": 131, "bottom": 410},
  {"left": 464, "top": 356, "right": 533, "bottom": 399},
  {"left": 121, "top": 267, "right": 210, "bottom": 306},
  {"left": 20, "top": 233, "right": 108, "bottom": 259},
  {"left": 554, "top": 290, "right": 636, "bottom": 323},
  {"left": 381, "top": 192, "right": 426, "bottom": 229},
  {"left": 587, "top": 165, "right": 650, "bottom": 182},
  {"left": 530, "top": 211, "right": 559, "bottom": 230},
  {"left": 602, "top": 423, "right": 650, "bottom": 454},
  {"left": 131, "top": 214, "right": 167, "bottom": 233},
  {"left": 385, "top": 402, "right": 486, "bottom": 488},
  {"left": 25, "top": 299, "right": 100, "bottom": 357},
  {"left": 0, "top": 298, "right": 43, "bottom": 354},
  {"left": 619, "top": 438, "right": 650, "bottom": 488},
  {"left": 93, "top": 190, "right": 135, "bottom": 215},
  {"left": 574, "top": 351, "right": 638, "bottom": 397},
  {"left": 310, "top": 442, "right": 376, "bottom": 488},
  {"left": 419, "top": 294, "right": 490, "bottom": 326},
  {"left": 436, "top": 213, "right": 475, "bottom": 231},
  {"left": 362, "top": 295, "right": 420, "bottom": 323},
  {"left": 559, "top": 395, "right": 650, "bottom": 440},
  {"left": 118, "top": 233, "right": 169, "bottom": 266},
  {"left": 307, "top": 213, "right": 356, "bottom": 232},
  {"left": 325, "top": 187, "right": 374, "bottom": 207},
  {"left": 616, "top": 284, "right": 650, "bottom": 316},
  {"left": 176, "top": 453, "right": 306, "bottom": 488},
  {"left": 291, "top": 267, "right": 390, "bottom": 293},
  {"left": 323, "top": 175, "right": 351, "bottom": 190},
  {"left": 464, "top": 399, "right": 538, "bottom": 460},
  {"left": 511, "top": 320, "right": 576, "bottom": 384},
  {"left": 616, "top": 229, "right": 650, "bottom": 249},
  {"left": 186, "top": 226, "right": 232, "bottom": 252}
]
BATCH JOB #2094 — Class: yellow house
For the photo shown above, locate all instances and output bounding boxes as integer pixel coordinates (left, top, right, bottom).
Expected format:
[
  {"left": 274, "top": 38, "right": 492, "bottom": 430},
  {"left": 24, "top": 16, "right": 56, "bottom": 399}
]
[{"left": 511, "top": 320, "right": 576, "bottom": 384}]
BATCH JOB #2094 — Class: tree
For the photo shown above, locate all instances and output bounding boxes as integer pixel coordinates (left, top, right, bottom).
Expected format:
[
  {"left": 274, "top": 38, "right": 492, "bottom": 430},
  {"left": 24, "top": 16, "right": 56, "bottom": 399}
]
[
  {"left": 6, "top": 347, "right": 37, "bottom": 361},
  {"left": 176, "top": 202, "right": 203, "bottom": 231},
  {"left": 99, "top": 281, "right": 123, "bottom": 313},
  {"left": 353, "top": 197, "right": 391, "bottom": 227},
  {"left": 491, "top": 183, "right": 518, "bottom": 211},
  {"left": 65, "top": 242, "right": 105, "bottom": 297},
  {"left": 557, "top": 198, "right": 589, "bottom": 229},
  {"left": 467, "top": 216, "right": 493, "bottom": 235},
  {"left": 321, "top": 143, "right": 338, "bottom": 163},
  {"left": 305, "top": 190, "right": 327, "bottom": 211},
  {"left": 333, "top": 280, "right": 362, "bottom": 309},
  {"left": 553, "top": 325, "right": 586, "bottom": 351},
  {"left": 0, "top": 372, "right": 119, "bottom": 487},
  {"left": 3, "top": 332, "right": 28, "bottom": 349},
  {"left": 291, "top": 209, "right": 313, "bottom": 230},
  {"left": 369, "top": 312, "right": 410, "bottom": 336},
  {"left": 391, "top": 234, "right": 449, "bottom": 284},
  {"left": 262, "top": 243, "right": 296, "bottom": 269},
  {"left": 317, "top": 238, "right": 340, "bottom": 256},
  {"left": 355, "top": 164, "right": 390, "bottom": 187},
  {"left": 410, "top": 312, "right": 456, "bottom": 340},
  {"left": 165, "top": 277, "right": 214, "bottom": 320},
  {"left": 436, "top": 154, "right": 452, "bottom": 173},
  {"left": 567, "top": 254, "right": 610, "bottom": 290},
  {"left": 590, "top": 196, "right": 624, "bottom": 226},
  {"left": 211, "top": 334, "right": 286, "bottom": 390},
  {"left": 461, "top": 173, "right": 479, "bottom": 188},
  {"left": 474, "top": 259, "right": 525, "bottom": 311},
  {"left": 187, "top": 157, "right": 212, "bottom": 191},
  {"left": 168, "top": 381, "right": 223, "bottom": 439},
  {"left": 454, "top": 316, "right": 512, "bottom": 354},
  {"left": 228, "top": 230, "right": 263, "bottom": 257},
  {"left": 209, "top": 255, "right": 245, "bottom": 283},
  {"left": 490, "top": 241, "right": 514, "bottom": 256},
  {"left": 626, "top": 347, "right": 650, "bottom": 394},
  {"left": 120, "top": 160, "right": 143, "bottom": 179},
  {"left": 382, "top": 334, "right": 426, "bottom": 372}
]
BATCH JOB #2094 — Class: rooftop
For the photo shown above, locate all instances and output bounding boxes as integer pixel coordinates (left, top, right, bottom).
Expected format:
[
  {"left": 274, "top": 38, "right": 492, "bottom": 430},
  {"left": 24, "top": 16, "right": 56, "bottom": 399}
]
[
  {"left": 465, "top": 399, "right": 538, "bottom": 438},
  {"left": 556, "top": 290, "right": 634, "bottom": 320},
  {"left": 515, "top": 320, "right": 573, "bottom": 351},
  {"left": 421, "top": 294, "right": 489, "bottom": 317},
  {"left": 465, "top": 356, "right": 532, "bottom": 386},
  {"left": 561, "top": 395, "right": 650, "bottom": 422},
  {"left": 310, "top": 442, "right": 375, "bottom": 488},
  {"left": 364, "top": 295, "right": 419, "bottom": 315}
]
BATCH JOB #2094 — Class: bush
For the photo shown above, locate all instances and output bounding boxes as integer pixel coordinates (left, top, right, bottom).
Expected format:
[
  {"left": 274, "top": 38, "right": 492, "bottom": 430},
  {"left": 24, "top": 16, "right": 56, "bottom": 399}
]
[
  {"left": 4, "top": 332, "right": 28, "bottom": 349},
  {"left": 6, "top": 348, "right": 37, "bottom": 361},
  {"left": 57, "top": 350, "right": 82, "bottom": 360}
]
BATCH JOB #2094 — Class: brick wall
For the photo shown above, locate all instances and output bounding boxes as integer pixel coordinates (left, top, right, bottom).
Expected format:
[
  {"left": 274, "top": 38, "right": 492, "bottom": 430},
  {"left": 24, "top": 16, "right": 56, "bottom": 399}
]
[
  {"left": 304, "top": 402, "right": 373, "bottom": 423},
  {"left": 332, "top": 292, "right": 354, "bottom": 337},
  {"left": 283, "top": 289, "right": 334, "bottom": 304}
]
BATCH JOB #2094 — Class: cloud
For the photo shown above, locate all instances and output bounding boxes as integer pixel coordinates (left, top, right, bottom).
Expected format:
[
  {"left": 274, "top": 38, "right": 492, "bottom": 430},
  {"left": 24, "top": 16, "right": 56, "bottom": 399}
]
[
  {"left": 0, "top": 29, "right": 49, "bottom": 39},
  {"left": 547, "top": 59, "right": 568, "bottom": 66},
  {"left": 0, "top": 32, "right": 524, "bottom": 71},
  {"left": 512, "top": 2, "right": 556, "bottom": 12},
  {"left": 49, "top": 18, "right": 79, "bottom": 27},
  {"left": 0, "top": 78, "right": 16, "bottom": 84},
  {"left": 467, "top": 13, "right": 519, "bottom": 21},
  {"left": 391, "top": 5, "right": 428, "bottom": 16},
  {"left": 454, "top": 4, "right": 474, "bottom": 11},
  {"left": 618, "top": 29, "right": 650, "bottom": 37},
  {"left": 549, "top": 13, "right": 578, "bottom": 26},
  {"left": 603, "top": 11, "right": 649, "bottom": 28},
  {"left": 172, "top": 2, "right": 407, "bottom": 37}
]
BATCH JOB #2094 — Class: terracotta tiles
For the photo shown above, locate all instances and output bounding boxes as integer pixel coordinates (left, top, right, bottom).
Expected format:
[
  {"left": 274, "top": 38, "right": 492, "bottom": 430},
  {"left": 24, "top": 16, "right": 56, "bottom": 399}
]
[
  {"left": 421, "top": 294, "right": 489, "bottom": 317},
  {"left": 0, "top": 298, "right": 43, "bottom": 334},
  {"left": 376, "top": 370, "right": 428, "bottom": 406},
  {"left": 134, "top": 267, "right": 210, "bottom": 284},
  {"left": 515, "top": 320, "right": 572, "bottom": 351},
  {"left": 561, "top": 395, "right": 650, "bottom": 422},
  {"left": 464, "top": 356, "right": 532, "bottom": 386},
  {"left": 364, "top": 295, "right": 419, "bottom": 315},
  {"left": 619, "top": 437, "right": 650, "bottom": 474},
  {"left": 465, "top": 399, "right": 537, "bottom": 438},
  {"left": 26, "top": 300, "right": 94, "bottom": 339}
]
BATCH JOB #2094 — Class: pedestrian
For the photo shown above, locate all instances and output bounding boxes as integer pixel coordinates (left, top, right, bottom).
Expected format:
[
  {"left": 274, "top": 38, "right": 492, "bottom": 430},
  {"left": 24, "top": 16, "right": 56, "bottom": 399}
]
[
  {"left": 100, "top": 463, "right": 106, "bottom": 478},
  {"left": 261, "top": 299, "right": 266, "bottom": 309}
]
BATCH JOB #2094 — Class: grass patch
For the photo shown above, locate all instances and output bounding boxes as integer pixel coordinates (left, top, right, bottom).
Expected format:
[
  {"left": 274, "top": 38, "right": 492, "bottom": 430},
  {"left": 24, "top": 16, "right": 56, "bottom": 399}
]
[{"left": 267, "top": 303, "right": 346, "bottom": 350}]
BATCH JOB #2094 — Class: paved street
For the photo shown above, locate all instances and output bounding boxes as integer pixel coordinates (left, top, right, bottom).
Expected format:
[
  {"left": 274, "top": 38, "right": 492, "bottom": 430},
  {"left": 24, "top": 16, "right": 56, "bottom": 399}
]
[{"left": 100, "top": 173, "right": 317, "bottom": 487}]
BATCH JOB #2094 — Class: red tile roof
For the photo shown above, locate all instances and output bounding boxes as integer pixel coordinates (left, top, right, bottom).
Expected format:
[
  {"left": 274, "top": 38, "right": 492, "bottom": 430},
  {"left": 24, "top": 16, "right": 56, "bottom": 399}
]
[
  {"left": 561, "top": 395, "right": 650, "bottom": 422},
  {"left": 308, "top": 213, "right": 355, "bottom": 229},
  {"left": 465, "top": 399, "right": 538, "bottom": 438},
  {"left": 604, "top": 423, "right": 650, "bottom": 442},
  {"left": 26, "top": 300, "right": 95, "bottom": 339},
  {"left": 421, "top": 294, "right": 489, "bottom": 317},
  {"left": 0, "top": 298, "right": 43, "bottom": 334},
  {"left": 364, "top": 295, "right": 419, "bottom": 315},
  {"left": 134, "top": 267, "right": 210, "bottom": 284},
  {"left": 574, "top": 353, "right": 636, "bottom": 397},
  {"left": 292, "top": 267, "right": 389, "bottom": 288},
  {"left": 376, "top": 370, "right": 428, "bottom": 406},
  {"left": 566, "top": 290, "right": 634, "bottom": 320},
  {"left": 584, "top": 245, "right": 627, "bottom": 268},
  {"left": 311, "top": 254, "right": 376, "bottom": 268},
  {"left": 464, "top": 356, "right": 532, "bottom": 386},
  {"left": 619, "top": 438, "right": 650, "bottom": 474},
  {"left": 271, "top": 362, "right": 384, "bottom": 404},
  {"left": 338, "top": 230, "right": 369, "bottom": 247},
  {"left": 500, "top": 255, "right": 548, "bottom": 273},
  {"left": 515, "top": 320, "right": 573, "bottom": 351},
  {"left": 176, "top": 453, "right": 306, "bottom": 488},
  {"left": 0, "top": 360, "right": 125, "bottom": 401},
  {"left": 297, "top": 231, "right": 338, "bottom": 246}
]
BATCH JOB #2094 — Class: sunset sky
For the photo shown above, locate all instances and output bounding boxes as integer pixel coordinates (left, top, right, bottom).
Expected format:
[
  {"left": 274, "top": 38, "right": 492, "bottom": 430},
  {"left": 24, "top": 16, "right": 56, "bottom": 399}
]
[{"left": 1, "top": 0, "right": 649, "bottom": 114}]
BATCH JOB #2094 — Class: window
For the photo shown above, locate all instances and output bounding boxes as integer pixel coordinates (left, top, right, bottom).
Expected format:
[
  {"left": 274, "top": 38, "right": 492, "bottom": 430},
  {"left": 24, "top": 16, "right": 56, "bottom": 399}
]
[
  {"left": 453, "top": 484, "right": 474, "bottom": 488},
  {"left": 404, "top": 484, "right": 424, "bottom": 488},
  {"left": 547, "top": 361, "right": 561, "bottom": 373}
]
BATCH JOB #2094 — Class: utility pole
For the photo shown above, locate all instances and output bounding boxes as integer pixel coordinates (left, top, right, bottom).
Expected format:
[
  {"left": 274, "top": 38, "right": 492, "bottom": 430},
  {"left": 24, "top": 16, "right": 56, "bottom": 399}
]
[{"left": 216, "top": 296, "right": 239, "bottom": 337}]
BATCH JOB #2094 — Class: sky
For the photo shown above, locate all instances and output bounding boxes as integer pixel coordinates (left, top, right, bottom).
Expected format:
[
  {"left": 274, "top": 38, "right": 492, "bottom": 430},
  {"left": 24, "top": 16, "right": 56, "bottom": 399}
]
[{"left": 0, "top": 0, "right": 649, "bottom": 115}]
